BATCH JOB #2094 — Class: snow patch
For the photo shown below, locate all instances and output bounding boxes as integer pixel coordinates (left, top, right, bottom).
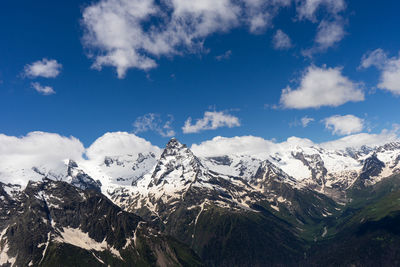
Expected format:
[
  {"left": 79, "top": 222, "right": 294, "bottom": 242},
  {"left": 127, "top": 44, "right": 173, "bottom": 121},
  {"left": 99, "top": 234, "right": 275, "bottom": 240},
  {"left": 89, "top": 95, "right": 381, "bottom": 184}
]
[
  {"left": 270, "top": 205, "right": 280, "bottom": 212},
  {"left": 0, "top": 242, "right": 16, "bottom": 266},
  {"left": 55, "top": 227, "right": 122, "bottom": 259},
  {"left": 0, "top": 228, "right": 16, "bottom": 267}
]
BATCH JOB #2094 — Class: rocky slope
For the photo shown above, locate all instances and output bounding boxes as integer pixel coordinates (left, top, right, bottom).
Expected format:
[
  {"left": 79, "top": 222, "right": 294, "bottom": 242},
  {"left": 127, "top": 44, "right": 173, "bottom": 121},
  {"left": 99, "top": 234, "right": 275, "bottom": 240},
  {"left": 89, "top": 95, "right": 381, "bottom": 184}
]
[
  {"left": 103, "top": 139, "right": 341, "bottom": 265},
  {"left": 2, "top": 138, "right": 400, "bottom": 266},
  {"left": 0, "top": 179, "right": 201, "bottom": 267}
]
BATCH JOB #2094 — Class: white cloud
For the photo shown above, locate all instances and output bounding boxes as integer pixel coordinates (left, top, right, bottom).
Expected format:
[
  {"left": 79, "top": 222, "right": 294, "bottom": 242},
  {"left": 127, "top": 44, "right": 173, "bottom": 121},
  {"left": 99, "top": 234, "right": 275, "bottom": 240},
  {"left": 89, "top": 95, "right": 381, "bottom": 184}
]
[
  {"left": 296, "top": 0, "right": 346, "bottom": 54},
  {"left": 31, "top": 82, "right": 56, "bottom": 95},
  {"left": 191, "top": 135, "right": 315, "bottom": 158},
  {"left": 216, "top": 50, "right": 232, "bottom": 61},
  {"left": 243, "top": 0, "right": 291, "bottom": 33},
  {"left": 272, "top": 30, "right": 292, "bottom": 50},
  {"left": 296, "top": 0, "right": 346, "bottom": 21},
  {"left": 360, "top": 48, "right": 388, "bottom": 69},
  {"left": 360, "top": 49, "right": 400, "bottom": 95},
  {"left": 81, "top": 0, "right": 350, "bottom": 77},
  {"left": 24, "top": 58, "right": 62, "bottom": 78},
  {"left": 81, "top": 0, "right": 292, "bottom": 77},
  {"left": 323, "top": 114, "right": 364, "bottom": 135},
  {"left": 320, "top": 126, "right": 400, "bottom": 150},
  {"left": 133, "top": 113, "right": 175, "bottom": 137},
  {"left": 280, "top": 65, "right": 364, "bottom": 109},
  {"left": 191, "top": 136, "right": 276, "bottom": 158},
  {"left": 0, "top": 132, "right": 84, "bottom": 185},
  {"left": 182, "top": 111, "right": 240, "bottom": 134},
  {"left": 301, "top": 116, "right": 314, "bottom": 127},
  {"left": 86, "top": 131, "right": 161, "bottom": 163},
  {"left": 289, "top": 116, "right": 315, "bottom": 127},
  {"left": 314, "top": 19, "right": 345, "bottom": 49},
  {"left": 191, "top": 126, "right": 400, "bottom": 158},
  {"left": 0, "top": 131, "right": 163, "bottom": 187}
]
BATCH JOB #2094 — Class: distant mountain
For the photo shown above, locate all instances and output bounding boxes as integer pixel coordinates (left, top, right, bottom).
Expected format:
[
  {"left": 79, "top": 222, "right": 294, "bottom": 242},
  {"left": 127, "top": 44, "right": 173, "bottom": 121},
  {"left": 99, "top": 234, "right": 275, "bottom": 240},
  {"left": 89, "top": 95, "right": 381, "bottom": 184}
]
[{"left": 1, "top": 138, "right": 400, "bottom": 266}]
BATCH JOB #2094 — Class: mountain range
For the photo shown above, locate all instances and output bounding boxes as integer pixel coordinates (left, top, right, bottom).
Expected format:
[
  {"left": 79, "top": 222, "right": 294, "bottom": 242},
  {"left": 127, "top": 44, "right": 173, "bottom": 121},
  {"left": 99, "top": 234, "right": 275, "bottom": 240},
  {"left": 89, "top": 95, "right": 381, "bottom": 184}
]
[{"left": 2, "top": 137, "right": 400, "bottom": 266}]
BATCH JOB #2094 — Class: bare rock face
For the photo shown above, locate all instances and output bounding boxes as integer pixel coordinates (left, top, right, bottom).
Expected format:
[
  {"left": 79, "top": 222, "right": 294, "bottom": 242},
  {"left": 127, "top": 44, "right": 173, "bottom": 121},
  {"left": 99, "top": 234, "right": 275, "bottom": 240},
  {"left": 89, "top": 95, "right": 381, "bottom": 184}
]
[
  {"left": 361, "top": 153, "right": 385, "bottom": 179},
  {"left": 67, "top": 160, "right": 102, "bottom": 191},
  {"left": 0, "top": 179, "right": 201, "bottom": 267}
]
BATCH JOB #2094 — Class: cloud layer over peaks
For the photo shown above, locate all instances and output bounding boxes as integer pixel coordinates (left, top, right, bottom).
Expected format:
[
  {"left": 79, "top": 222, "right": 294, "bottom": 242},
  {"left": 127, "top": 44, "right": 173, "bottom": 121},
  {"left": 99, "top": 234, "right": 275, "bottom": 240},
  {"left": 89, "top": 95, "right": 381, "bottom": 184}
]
[
  {"left": 1, "top": 128, "right": 399, "bottom": 187},
  {"left": 191, "top": 127, "right": 400, "bottom": 158},
  {"left": 86, "top": 131, "right": 161, "bottom": 163},
  {"left": 0, "top": 132, "right": 84, "bottom": 185}
]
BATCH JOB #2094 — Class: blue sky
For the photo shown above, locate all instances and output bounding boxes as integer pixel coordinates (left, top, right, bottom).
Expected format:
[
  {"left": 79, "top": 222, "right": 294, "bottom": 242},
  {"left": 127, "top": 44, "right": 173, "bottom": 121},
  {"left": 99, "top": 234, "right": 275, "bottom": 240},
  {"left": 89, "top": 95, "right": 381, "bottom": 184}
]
[{"left": 0, "top": 0, "right": 399, "bottom": 148}]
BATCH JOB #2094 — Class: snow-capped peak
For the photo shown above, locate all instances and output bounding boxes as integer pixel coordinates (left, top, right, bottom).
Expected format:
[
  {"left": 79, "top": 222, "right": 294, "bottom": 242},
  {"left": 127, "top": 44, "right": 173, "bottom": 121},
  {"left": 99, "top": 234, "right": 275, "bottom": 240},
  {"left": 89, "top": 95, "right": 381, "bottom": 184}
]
[
  {"left": 160, "top": 138, "right": 195, "bottom": 159},
  {"left": 150, "top": 138, "right": 203, "bottom": 187}
]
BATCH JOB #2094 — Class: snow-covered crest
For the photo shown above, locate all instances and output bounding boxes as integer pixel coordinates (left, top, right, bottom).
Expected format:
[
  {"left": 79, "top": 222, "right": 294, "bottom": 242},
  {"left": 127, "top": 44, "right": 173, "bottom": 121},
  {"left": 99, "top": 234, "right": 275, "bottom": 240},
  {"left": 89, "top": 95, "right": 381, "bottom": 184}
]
[
  {"left": 150, "top": 138, "right": 204, "bottom": 187},
  {"left": 1, "top": 133, "right": 400, "bottom": 207}
]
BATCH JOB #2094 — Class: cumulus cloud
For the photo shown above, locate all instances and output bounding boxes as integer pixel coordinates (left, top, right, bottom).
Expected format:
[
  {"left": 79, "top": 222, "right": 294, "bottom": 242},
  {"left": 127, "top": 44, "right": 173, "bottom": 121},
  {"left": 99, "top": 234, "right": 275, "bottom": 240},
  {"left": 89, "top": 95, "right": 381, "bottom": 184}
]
[
  {"left": 182, "top": 111, "right": 240, "bottom": 134},
  {"left": 0, "top": 132, "right": 84, "bottom": 185},
  {"left": 86, "top": 131, "right": 161, "bottom": 163},
  {"left": 191, "top": 135, "right": 313, "bottom": 158},
  {"left": 81, "top": 0, "right": 302, "bottom": 78},
  {"left": 24, "top": 58, "right": 62, "bottom": 78},
  {"left": 272, "top": 29, "right": 292, "bottom": 50},
  {"left": 360, "top": 49, "right": 400, "bottom": 95},
  {"left": 31, "top": 82, "right": 56, "bottom": 95},
  {"left": 320, "top": 126, "right": 400, "bottom": 150},
  {"left": 80, "top": 0, "right": 350, "bottom": 77},
  {"left": 191, "top": 136, "right": 276, "bottom": 158},
  {"left": 133, "top": 113, "right": 175, "bottom": 137},
  {"left": 280, "top": 65, "right": 364, "bottom": 109},
  {"left": 191, "top": 126, "right": 400, "bottom": 158},
  {"left": 323, "top": 114, "right": 364, "bottom": 135}
]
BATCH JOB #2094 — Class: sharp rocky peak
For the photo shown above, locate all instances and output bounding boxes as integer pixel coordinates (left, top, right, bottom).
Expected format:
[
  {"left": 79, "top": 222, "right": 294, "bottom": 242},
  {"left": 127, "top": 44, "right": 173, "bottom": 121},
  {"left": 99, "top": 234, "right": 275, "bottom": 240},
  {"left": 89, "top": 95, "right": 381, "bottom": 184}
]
[
  {"left": 150, "top": 138, "right": 204, "bottom": 186},
  {"left": 159, "top": 138, "right": 200, "bottom": 165},
  {"left": 162, "top": 137, "right": 188, "bottom": 155}
]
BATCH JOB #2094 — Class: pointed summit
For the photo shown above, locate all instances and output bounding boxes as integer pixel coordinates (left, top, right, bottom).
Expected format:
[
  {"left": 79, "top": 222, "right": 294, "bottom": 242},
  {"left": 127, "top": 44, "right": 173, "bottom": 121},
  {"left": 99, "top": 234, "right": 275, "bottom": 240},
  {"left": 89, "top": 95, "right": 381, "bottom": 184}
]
[
  {"left": 163, "top": 137, "right": 187, "bottom": 156},
  {"left": 151, "top": 138, "right": 203, "bottom": 186},
  {"left": 167, "top": 137, "right": 178, "bottom": 144}
]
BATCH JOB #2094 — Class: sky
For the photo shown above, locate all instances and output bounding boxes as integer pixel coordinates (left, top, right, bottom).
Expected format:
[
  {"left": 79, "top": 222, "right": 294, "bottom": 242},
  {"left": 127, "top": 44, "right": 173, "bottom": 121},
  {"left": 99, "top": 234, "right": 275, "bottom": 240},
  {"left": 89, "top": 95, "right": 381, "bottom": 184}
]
[{"left": 0, "top": 0, "right": 400, "bottom": 150}]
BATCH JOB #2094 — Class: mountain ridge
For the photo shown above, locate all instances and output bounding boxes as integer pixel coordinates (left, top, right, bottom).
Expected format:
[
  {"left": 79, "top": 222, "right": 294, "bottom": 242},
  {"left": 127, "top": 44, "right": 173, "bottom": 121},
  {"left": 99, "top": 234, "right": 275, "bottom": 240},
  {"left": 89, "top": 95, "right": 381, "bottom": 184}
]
[{"left": 2, "top": 137, "right": 400, "bottom": 266}]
